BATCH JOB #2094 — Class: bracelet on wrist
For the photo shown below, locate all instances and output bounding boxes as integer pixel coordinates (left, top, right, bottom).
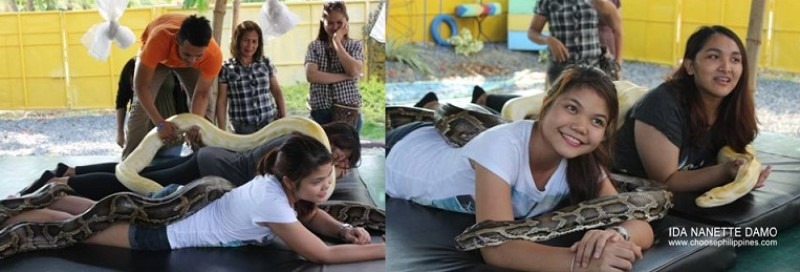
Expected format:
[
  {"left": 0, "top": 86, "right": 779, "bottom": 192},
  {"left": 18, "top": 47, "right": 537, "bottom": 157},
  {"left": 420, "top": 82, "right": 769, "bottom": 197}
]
[
  {"left": 608, "top": 226, "right": 631, "bottom": 241},
  {"left": 338, "top": 223, "right": 353, "bottom": 238}
]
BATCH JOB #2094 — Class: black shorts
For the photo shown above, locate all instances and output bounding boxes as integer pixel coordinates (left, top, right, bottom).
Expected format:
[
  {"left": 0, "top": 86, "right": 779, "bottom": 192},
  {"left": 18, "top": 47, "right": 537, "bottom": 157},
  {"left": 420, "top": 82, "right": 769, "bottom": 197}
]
[{"left": 129, "top": 224, "right": 171, "bottom": 250}]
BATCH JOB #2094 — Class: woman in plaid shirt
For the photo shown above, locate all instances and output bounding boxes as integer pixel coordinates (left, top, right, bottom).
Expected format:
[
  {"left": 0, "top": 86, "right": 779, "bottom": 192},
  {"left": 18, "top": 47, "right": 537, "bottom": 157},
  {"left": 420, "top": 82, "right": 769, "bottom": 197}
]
[
  {"left": 217, "top": 21, "right": 287, "bottom": 134},
  {"left": 304, "top": 1, "right": 364, "bottom": 131}
]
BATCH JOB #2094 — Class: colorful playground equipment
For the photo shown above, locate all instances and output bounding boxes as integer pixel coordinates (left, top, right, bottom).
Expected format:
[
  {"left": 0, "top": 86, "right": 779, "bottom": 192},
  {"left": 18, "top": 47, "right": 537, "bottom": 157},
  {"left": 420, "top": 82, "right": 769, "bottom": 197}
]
[{"left": 431, "top": 2, "right": 503, "bottom": 45}]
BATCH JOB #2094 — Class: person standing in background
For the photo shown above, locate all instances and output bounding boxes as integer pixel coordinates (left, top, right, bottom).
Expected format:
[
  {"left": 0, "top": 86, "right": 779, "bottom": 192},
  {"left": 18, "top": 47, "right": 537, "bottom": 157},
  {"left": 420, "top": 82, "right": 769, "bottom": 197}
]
[
  {"left": 528, "top": 0, "right": 623, "bottom": 87},
  {"left": 217, "top": 21, "right": 286, "bottom": 134},
  {"left": 129, "top": 14, "right": 223, "bottom": 148},
  {"left": 304, "top": 1, "right": 364, "bottom": 131},
  {"left": 117, "top": 57, "right": 189, "bottom": 159}
]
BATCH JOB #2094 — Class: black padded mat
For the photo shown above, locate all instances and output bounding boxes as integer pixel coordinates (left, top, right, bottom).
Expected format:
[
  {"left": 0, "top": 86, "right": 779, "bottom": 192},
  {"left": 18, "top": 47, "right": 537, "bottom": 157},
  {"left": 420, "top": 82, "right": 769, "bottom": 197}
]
[
  {"left": 386, "top": 197, "right": 736, "bottom": 272},
  {"left": 669, "top": 133, "right": 800, "bottom": 230}
]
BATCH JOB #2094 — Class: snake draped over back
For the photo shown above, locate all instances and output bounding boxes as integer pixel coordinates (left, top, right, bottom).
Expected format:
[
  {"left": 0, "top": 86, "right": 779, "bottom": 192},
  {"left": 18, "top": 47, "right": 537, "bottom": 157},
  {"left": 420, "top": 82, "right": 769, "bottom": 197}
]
[
  {"left": 116, "top": 114, "right": 335, "bottom": 198},
  {"left": 0, "top": 176, "right": 234, "bottom": 259},
  {"left": 0, "top": 180, "right": 387, "bottom": 259}
]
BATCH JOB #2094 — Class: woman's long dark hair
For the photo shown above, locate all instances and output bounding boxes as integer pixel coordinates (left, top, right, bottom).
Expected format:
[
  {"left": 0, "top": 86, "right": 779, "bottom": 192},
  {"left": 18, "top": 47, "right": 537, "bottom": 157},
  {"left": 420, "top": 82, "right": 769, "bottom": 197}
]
[
  {"left": 667, "top": 25, "right": 757, "bottom": 153},
  {"left": 539, "top": 65, "right": 619, "bottom": 204},
  {"left": 257, "top": 133, "right": 332, "bottom": 217},
  {"left": 230, "top": 20, "right": 264, "bottom": 62},
  {"left": 316, "top": 1, "right": 350, "bottom": 42},
  {"left": 322, "top": 121, "right": 361, "bottom": 168}
]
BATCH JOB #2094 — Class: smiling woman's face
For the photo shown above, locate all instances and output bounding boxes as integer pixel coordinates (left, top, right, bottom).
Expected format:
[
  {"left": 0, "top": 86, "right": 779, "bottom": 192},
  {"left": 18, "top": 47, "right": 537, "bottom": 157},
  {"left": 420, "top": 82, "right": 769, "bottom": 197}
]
[
  {"left": 293, "top": 163, "right": 333, "bottom": 204},
  {"left": 684, "top": 33, "right": 743, "bottom": 99}
]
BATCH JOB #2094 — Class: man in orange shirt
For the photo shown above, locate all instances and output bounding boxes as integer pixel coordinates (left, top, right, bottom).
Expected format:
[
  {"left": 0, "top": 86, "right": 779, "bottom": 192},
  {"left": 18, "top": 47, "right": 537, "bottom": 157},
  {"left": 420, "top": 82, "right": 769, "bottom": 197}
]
[{"left": 126, "top": 14, "right": 223, "bottom": 157}]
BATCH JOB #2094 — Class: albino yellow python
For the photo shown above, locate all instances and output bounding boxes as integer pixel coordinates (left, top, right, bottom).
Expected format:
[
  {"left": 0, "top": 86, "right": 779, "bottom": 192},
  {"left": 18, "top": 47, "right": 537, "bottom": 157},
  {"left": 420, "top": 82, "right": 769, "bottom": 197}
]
[
  {"left": 696, "top": 145, "right": 761, "bottom": 207},
  {"left": 116, "top": 114, "right": 335, "bottom": 198}
]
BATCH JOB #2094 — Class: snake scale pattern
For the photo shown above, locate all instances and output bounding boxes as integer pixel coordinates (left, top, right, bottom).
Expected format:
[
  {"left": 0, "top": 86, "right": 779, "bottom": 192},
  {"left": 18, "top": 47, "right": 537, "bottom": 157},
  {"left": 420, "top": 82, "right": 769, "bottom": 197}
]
[
  {"left": 455, "top": 189, "right": 672, "bottom": 251},
  {"left": 0, "top": 176, "right": 233, "bottom": 259},
  {"left": 386, "top": 94, "right": 759, "bottom": 250}
]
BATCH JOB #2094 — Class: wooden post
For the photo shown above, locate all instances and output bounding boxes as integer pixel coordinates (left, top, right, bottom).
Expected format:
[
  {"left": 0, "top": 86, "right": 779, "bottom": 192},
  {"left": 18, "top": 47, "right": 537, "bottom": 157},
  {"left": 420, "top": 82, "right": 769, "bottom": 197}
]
[
  {"left": 212, "top": 0, "right": 227, "bottom": 44},
  {"left": 745, "top": 0, "right": 766, "bottom": 93},
  {"left": 232, "top": 0, "right": 240, "bottom": 30}
]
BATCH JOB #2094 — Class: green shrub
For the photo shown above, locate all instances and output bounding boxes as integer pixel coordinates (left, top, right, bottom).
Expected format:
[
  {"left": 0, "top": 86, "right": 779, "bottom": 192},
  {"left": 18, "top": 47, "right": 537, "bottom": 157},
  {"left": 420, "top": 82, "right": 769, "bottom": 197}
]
[
  {"left": 281, "top": 78, "right": 385, "bottom": 142},
  {"left": 447, "top": 28, "right": 483, "bottom": 56},
  {"left": 386, "top": 39, "right": 432, "bottom": 75}
]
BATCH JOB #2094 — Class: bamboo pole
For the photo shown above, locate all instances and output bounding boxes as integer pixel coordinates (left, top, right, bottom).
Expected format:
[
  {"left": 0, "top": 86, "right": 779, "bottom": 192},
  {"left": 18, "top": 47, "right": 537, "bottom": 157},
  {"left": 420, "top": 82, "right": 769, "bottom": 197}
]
[
  {"left": 212, "top": 0, "right": 227, "bottom": 44},
  {"left": 745, "top": 0, "right": 766, "bottom": 93},
  {"left": 232, "top": 0, "right": 240, "bottom": 29}
]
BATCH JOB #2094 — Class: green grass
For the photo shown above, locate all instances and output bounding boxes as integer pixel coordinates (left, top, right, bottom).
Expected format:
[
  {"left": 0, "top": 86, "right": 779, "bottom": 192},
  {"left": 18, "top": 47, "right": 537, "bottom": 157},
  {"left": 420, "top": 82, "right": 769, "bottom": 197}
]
[{"left": 282, "top": 77, "right": 385, "bottom": 142}]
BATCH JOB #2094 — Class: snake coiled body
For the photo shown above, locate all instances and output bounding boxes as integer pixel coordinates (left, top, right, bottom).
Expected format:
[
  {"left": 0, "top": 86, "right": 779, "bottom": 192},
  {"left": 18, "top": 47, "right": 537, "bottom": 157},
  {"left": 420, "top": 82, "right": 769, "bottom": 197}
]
[
  {"left": 696, "top": 145, "right": 761, "bottom": 207},
  {"left": 0, "top": 184, "right": 75, "bottom": 225},
  {"left": 320, "top": 201, "right": 385, "bottom": 233},
  {"left": 0, "top": 176, "right": 234, "bottom": 259},
  {"left": 385, "top": 106, "right": 434, "bottom": 130},
  {"left": 116, "top": 114, "right": 334, "bottom": 197},
  {"left": 455, "top": 188, "right": 672, "bottom": 251}
]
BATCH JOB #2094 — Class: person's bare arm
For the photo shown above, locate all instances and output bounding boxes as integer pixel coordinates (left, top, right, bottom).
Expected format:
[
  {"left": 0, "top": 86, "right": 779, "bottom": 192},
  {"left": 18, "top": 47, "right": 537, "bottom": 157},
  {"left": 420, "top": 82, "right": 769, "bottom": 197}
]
[
  {"left": 115, "top": 108, "right": 126, "bottom": 147},
  {"left": 473, "top": 162, "right": 577, "bottom": 271},
  {"left": 191, "top": 76, "right": 214, "bottom": 118},
  {"left": 134, "top": 62, "right": 179, "bottom": 142},
  {"left": 133, "top": 62, "right": 163, "bottom": 125},
  {"left": 269, "top": 75, "right": 286, "bottom": 118},
  {"left": 570, "top": 177, "right": 650, "bottom": 269},
  {"left": 528, "top": 14, "right": 568, "bottom": 63},
  {"left": 596, "top": 0, "right": 624, "bottom": 65},
  {"left": 216, "top": 83, "right": 228, "bottom": 130},
  {"left": 265, "top": 221, "right": 384, "bottom": 263},
  {"left": 634, "top": 120, "right": 736, "bottom": 192},
  {"left": 305, "top": 63, "right": 353, "bottom": 84}
]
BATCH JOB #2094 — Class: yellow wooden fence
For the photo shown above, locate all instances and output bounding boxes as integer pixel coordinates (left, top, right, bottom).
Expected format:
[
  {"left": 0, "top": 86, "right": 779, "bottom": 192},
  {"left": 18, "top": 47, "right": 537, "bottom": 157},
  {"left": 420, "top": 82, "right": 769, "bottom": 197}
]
[
  {"left": 0, "top": 0, "right": 380, "bottom": 110},
  {"left": 387, "top": 0, "right": 800, "bottom": 73}
]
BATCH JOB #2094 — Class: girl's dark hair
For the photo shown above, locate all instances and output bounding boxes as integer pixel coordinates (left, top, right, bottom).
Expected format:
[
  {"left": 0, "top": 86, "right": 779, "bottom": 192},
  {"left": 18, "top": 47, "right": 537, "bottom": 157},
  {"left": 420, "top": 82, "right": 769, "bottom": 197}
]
[
  {"left": 539, "top": 65, "right": 619, "bottom": 204},
  {"left": 322, "top": 121, "right": 361, "bottom": 168},
  {"left": 257, "top": 133, "right": 332, "bottom": 217},
  {"left": 178, "top": 15, "right": 212, "bottom": 47},
  {"left": 666, "top": 25, "right": 756, "bottom": 153},
  {"left": 230, "top": 20, "right": 264, "bottom": 62},
  {"left": 316, "top": 1, "right": 350, "bottom": 42}
]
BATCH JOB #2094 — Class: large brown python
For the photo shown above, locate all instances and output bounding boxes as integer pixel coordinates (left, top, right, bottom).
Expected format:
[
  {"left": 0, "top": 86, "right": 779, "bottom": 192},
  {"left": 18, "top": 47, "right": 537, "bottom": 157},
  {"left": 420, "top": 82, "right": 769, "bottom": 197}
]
[
  {"left": 0, "top": 176, "right": 234, "bottom": 259},
  {"left": 386, "top": 103, "right": 507, "bottom": 147},
  {"left": 320, "top": 201, "right": 385, "bottom": 233},
  {"left": 455, "top": 186, "right": 672, "bottom": 251},
  {"left": 0, "top": 184, "right": 75, "bottom": 226}
]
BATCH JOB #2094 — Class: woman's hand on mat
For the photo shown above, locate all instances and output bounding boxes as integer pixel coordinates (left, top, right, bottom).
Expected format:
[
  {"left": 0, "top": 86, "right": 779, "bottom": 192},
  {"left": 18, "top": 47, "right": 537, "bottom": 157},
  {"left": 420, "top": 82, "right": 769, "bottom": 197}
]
[
  {"left": 545, "top": 36, "right": 569, "bottom": 63},
  {"left": 157, "top": 121, "right": 180, "bottom": 144},
  {"left": 572, "top": 239, "right": 640, "bottom": 271},
  {"left": 755, "top": 165, "right": 772, "bottom": 189},
  {"left": 571, "top": 229, "right": 641, "bottom": 269},
  {"left": 342, "top": 227, "right": 371, "bottom": 245}
]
